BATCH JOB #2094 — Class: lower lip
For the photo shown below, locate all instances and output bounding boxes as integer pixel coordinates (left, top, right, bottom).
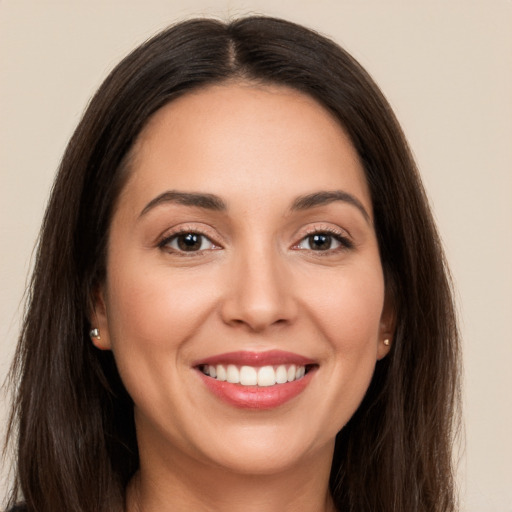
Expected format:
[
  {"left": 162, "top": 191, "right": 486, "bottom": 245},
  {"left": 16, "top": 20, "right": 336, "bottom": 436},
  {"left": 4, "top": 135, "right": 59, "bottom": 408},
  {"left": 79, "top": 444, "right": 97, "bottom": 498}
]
[{"left": 197, "top": 368, "right": 315, "bottom": 410}]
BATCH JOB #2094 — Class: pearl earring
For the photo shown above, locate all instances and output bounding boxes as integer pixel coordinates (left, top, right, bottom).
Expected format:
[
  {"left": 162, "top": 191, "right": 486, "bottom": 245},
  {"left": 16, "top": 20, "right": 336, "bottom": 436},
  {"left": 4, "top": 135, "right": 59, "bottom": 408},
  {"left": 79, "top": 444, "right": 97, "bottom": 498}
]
[
  {"left": 383, "top": 338, "right": 390, "bottom": 346},
  {"left": 89, "top": 328, "right": 101, "bottom": 340}
]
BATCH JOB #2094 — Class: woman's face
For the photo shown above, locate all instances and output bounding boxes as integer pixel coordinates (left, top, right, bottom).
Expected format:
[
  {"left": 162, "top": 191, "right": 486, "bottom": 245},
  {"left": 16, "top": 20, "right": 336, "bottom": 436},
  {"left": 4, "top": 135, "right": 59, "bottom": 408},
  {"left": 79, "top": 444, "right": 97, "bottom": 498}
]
[{"left": 93, "top": 83, "right": 392, "bottom": 476}]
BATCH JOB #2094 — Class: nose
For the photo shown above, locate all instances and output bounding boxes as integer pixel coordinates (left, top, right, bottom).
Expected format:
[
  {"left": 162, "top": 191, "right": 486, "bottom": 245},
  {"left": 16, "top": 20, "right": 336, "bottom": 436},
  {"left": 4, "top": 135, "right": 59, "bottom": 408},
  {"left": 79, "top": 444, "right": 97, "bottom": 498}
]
[{"left": 220, "top": 245, "right": 298, "bottom": 332}]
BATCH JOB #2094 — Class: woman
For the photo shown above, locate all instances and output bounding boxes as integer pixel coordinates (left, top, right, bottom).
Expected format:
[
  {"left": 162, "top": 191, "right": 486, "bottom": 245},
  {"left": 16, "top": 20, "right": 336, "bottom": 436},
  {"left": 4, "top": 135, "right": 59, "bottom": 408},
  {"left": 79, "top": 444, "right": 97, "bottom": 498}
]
[{"left": 4, "top": 16, "right": 460, "bottom": 512}]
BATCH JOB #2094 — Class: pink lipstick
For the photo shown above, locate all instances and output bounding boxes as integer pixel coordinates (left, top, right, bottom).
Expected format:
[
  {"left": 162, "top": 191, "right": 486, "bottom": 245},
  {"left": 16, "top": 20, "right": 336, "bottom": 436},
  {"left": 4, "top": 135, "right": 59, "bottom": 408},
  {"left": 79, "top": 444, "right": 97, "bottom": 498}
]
[{"left": 193, "top": 350, "right": 317, "bottom": 409}]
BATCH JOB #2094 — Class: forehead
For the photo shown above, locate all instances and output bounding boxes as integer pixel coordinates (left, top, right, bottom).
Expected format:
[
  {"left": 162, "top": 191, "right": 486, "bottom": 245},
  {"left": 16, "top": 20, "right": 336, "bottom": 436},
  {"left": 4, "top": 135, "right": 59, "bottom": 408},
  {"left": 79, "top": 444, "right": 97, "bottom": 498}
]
[{"left": 122, "top": 82, "right": 372, "bottom": 216}]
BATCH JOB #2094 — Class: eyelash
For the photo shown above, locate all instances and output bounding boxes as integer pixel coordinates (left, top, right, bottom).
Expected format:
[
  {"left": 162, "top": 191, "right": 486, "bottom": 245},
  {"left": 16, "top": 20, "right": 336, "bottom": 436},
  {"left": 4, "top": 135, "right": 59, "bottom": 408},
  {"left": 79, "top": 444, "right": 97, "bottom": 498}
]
[
  {"left": 157, "top": 226, "right": 353, "bottom": 256},
  {"left": 158, "top": 228, "right": 220, "bottom": 256},
  {"left": 293, "top": 226, "right": 354, "bottom": 253}
]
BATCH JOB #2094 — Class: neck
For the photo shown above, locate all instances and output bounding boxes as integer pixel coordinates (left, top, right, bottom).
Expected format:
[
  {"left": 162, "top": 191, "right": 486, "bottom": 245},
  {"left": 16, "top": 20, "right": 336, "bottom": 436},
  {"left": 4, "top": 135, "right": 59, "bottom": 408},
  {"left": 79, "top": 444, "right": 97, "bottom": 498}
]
[{"left": 126, "top": 440, "right": 337, "bottom": 512}]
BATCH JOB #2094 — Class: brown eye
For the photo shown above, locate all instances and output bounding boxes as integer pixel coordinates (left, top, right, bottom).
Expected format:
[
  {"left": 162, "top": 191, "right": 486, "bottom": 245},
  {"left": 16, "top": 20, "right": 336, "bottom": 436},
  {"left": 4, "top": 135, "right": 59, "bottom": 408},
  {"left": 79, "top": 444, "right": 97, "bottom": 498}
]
[
  {"left": 294, "top": 230, "right": 352, "bottom": 252},
  {"left": 177, "top": 233, "right": 202, "bottom": 251},
  {"left": 162, "top": 232, "right": 216, "bottom": 252},
  {"left": 308, "top": 234, "right": 333, "bottom": 251}
]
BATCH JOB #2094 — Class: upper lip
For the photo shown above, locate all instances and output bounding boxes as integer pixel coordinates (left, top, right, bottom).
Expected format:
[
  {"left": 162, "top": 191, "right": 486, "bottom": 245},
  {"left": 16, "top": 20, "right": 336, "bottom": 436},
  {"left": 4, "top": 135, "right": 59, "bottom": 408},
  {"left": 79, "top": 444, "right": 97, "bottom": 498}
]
[{"left": 193, "top": 350, "right": 316, "bottom": 367}]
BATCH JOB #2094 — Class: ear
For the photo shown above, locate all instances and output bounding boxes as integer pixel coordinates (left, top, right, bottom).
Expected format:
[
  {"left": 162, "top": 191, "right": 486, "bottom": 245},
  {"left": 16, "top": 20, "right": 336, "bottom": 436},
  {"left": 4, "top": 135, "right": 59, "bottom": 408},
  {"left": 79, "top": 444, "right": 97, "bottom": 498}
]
[
  {"left": 88, "top": 285, "right": 112, "bottom": 351},
  {"left": 377, "top": 289, "right": 396, "bottom": 360}
]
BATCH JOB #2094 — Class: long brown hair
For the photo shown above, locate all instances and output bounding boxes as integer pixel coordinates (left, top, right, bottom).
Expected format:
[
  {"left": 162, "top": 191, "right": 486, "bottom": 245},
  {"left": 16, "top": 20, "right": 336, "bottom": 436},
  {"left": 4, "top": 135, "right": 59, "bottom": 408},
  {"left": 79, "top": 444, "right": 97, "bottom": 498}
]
[{"left": 4, "top": 16, "right": 460, "bottom": 512}]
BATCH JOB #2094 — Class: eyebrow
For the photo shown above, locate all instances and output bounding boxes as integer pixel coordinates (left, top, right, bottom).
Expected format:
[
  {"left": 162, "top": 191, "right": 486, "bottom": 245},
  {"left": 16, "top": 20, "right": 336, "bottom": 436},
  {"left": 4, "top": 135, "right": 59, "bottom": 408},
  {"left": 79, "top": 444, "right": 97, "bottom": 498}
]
[
  {"left": 291, "top": 190, "right": 370, "bottom": 223},
  {"left": 139, "top": 191, "right": 227, "bottom": 217},
  {"left": 139, "top": 189, "right": 370, "bottom": 223}
]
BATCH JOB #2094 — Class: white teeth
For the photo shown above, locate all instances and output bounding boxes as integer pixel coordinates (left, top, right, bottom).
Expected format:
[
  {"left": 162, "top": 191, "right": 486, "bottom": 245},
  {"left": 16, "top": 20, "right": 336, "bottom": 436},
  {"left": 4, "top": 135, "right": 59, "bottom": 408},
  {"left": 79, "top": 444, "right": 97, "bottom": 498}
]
[
  {"left": 216, "top": 365, "right": 227, "bottom": 381},
  {"left": 257, "top": 366, "right": 276, "bottom": 387},
  {"left": 203, "top": 363, "right": 308, "bottom": 387},
  {"left": 226, "top": 364, "right": 239, "bottom": 383},
  {"left": 287, "top": 364, "right": 296, "bottom": 382},
  {"left": 239, "top": 366, "right": 258, "bottom": 385},
  {"left": 275, "top": 365, "right": 288, "bottom": 384}
]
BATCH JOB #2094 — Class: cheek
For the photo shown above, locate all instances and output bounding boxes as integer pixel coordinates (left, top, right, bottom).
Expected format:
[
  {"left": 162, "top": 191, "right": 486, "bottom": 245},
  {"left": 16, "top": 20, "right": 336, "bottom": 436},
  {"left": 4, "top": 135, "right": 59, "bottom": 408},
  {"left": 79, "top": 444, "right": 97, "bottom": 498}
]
[
  {"left": 105, "top": 263, "right": 217, "bottom": 353},
  {"left": 103, "top": 265, "right": 218, "bottom": 419},
  {"left": 299, "top": 261, "right": 385, "bottom": 351},
  {"left": 102, "top": 263, "right": 221, "bottom": 416},
  {"left": 303, "top": 266, "right": 385, "bottom": 432}
]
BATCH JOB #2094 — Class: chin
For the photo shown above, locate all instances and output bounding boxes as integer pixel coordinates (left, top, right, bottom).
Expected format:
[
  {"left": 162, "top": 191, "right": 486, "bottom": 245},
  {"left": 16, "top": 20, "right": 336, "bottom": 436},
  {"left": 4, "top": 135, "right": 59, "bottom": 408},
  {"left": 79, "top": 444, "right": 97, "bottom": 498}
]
[{"left": 189, "top": 420, "right": 337, "bottom": 477}]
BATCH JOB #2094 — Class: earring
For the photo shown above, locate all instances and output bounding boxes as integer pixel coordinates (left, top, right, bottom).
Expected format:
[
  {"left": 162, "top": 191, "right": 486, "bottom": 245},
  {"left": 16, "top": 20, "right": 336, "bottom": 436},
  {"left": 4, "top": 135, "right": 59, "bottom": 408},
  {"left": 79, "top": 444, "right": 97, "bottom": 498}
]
[
  {"left": 89, "top": 328, "right": 101, "bottom": 340},
  {"left": 383, "top": 338, "right": 390, "bottom": 346}
]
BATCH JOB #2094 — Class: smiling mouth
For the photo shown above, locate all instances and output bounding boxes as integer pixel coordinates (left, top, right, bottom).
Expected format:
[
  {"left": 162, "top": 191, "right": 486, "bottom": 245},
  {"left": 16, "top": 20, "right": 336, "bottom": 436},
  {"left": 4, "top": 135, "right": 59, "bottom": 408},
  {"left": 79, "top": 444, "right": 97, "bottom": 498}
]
[
  {"left": 193, "top": 350, "right": 317, "bottom": 408},
  {"left": 199, "top": 364, "right": 314, "bottom": 387}
]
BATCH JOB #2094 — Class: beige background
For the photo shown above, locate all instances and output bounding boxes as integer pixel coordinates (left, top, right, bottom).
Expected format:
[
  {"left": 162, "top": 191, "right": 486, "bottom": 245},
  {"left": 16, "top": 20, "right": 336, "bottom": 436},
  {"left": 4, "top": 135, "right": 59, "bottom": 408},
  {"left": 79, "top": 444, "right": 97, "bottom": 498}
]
[{"left": 1, "top": 1, "right": 511, "bottom": 510}]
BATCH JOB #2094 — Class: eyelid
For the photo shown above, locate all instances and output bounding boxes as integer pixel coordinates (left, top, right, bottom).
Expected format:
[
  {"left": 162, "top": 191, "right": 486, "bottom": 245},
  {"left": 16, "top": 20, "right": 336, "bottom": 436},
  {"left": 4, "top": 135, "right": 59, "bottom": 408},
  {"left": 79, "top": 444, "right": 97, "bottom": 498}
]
[
  {"left": 291, "top": 224, "right": 354, "bottom": 251},
  {"left": 157, "top": 223, "right": 223, "bottom": 253}
]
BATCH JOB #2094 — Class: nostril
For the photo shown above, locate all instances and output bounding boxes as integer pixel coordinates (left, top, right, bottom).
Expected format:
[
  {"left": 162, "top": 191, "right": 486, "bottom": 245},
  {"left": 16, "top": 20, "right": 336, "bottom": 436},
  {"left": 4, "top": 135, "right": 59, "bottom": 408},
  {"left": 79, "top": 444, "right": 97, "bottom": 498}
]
[{"left": 219, "top": 263, "right": 298, "bottom": 331}]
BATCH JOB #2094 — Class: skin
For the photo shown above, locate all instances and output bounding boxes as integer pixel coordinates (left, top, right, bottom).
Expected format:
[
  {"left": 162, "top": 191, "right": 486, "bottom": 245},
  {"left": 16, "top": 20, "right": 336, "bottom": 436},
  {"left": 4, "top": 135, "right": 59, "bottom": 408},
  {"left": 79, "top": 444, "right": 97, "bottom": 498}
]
[{"left": 92, "top": 82, "right": 393, "bottom": 512}]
